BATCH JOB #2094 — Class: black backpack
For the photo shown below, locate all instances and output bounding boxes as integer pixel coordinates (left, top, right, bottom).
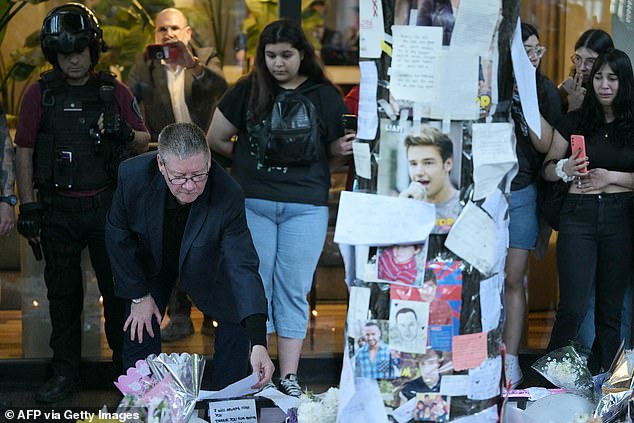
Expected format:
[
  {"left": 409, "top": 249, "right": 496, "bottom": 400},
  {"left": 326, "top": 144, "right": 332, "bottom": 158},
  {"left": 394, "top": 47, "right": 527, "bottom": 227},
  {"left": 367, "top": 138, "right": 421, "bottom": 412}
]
[{"left": 248, "top": 84, "right": 323, "bottom": 167}]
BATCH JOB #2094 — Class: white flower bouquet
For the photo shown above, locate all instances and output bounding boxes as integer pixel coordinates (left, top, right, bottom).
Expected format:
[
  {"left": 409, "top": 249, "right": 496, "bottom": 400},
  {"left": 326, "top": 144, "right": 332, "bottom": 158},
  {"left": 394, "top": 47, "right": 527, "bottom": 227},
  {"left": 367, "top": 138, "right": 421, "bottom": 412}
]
[
  {"left": 286, "top": 387, "right": 339, "bottom": 423},
  {"left": 532, "top": 346, "right": 594, "bottom": 400}
]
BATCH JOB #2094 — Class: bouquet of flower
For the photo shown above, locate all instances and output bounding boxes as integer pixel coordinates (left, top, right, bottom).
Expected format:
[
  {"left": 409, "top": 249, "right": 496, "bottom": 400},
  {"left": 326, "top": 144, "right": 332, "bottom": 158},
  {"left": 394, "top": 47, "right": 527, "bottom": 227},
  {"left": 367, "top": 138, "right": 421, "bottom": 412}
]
[
  {"left": 286, "top": 387, "right": 339, "bottom": 423},
  {"left": 532, "top": 346, "right": 594, "bottom": 400}
]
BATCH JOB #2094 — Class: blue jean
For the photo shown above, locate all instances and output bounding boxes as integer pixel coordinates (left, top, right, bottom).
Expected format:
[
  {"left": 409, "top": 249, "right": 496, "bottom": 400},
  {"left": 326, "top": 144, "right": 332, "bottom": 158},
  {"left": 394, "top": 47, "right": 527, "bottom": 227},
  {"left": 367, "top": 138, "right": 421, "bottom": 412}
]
[
  {"left": 509, "top": 183, "right": 539, "bottom": 250},
  {"left": 548, "top": 192, "right": 633, "bottom": 373},
  {"left": 245, "top": 198, "right": 328, "bottom": 338}
]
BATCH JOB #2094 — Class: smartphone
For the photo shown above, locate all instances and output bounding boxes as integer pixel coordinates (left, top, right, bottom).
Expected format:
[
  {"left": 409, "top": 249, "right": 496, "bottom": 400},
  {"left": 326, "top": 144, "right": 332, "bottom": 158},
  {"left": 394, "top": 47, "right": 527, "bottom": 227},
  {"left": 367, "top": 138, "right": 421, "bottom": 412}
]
[
  {"left": 570, "top": 134, "right": 587, "bottom": 174},
  {"left": 342, "top": 114, "right": 358, "bottom": 134},
  {"left": 145, "top": 43, "right": 181, "bottom": 61}
]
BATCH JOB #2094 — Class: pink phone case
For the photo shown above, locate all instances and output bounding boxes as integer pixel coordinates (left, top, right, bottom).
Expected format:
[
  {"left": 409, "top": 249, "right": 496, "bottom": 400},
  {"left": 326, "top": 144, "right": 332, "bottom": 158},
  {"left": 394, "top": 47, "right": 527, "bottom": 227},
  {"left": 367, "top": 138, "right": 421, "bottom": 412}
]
[{"left": 571, "top": 134, "right": 587, "bottom": 173}]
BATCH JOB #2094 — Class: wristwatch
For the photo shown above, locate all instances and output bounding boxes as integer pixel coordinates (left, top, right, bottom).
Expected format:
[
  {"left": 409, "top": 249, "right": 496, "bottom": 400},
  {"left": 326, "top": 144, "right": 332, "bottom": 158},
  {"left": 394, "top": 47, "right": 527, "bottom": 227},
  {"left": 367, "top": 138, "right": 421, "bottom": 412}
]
[
  {"left": 0, "top": 195, "right": 17, "bottom": 206},
  {"left": 132, "top": 296, "right": 146, "bottom": 304}
]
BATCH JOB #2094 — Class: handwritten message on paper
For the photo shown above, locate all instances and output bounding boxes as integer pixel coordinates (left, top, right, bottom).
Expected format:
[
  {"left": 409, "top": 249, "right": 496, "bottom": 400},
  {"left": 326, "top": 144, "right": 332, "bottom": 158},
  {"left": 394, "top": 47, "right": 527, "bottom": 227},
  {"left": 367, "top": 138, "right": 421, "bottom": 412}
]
[
  {"left": 480, "top": 275, "right": 503, "bottom": 333},
  {"left": 358, "top": 61, "right": 379, "bottom": 140},
  {"left": 472, "top": 122, "right": 516, "bottom": 201},
  {"left": 353, "top": 142, "right": 372, "bottom": 179},
  {"left": 452, "top": 332, "right": 488, "bottom": 371},
  {"left": 359, "top": 0, "right": 384, "bottom": 58},
  {"left": 451, "top": 0, "right": 501, "bottom": 53},
  {"left": 390, "top": 25, "right": 442, "bottom": 102},
  {"left": 431, "top": 50, "right": 480, "bottom": 120},
  {"left": 209, "top": 399, "right": 257, "bottom": 423},
  {"left": 468, "top": 357, "right": 502, "bottom": 400},
  {"left": 334, "top": 191, "right": 436, "bottom": 246}
]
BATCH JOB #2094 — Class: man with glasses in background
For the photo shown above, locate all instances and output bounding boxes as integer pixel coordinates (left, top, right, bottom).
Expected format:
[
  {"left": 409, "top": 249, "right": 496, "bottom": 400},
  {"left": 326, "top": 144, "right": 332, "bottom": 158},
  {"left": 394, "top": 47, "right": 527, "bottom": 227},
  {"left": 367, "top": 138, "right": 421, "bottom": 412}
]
[
  {"left": 127, "top": 7, "right": 229, "bottom": 341},
  {"left": 105, "top": 122, "right": 274, "bottom": 390}
]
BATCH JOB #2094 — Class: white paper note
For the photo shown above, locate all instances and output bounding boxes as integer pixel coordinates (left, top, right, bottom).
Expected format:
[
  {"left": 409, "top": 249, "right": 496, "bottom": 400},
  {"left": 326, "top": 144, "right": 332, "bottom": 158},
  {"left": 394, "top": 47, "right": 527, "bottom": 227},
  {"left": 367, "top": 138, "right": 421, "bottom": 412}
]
[
  {"left": 440, "top": 374, "right": 470, "bottom": 397},
  {"left": 353, "top": 142, "right": 372, "bottom": 179},
  {"left": 391, "top": 396, "right": 417, "bottom": 423},
  {"left": 337, "top": 344, "right": 356, "bottom": 422},
  {"left": 334, "top": 191, "right": 436, "bottom": 246},
  {"left": 389, "top": 25, "right": 443, "bottom": 102},
  {"left": 472, "top": 122, "right": 517, "bottom": 201},
  {"left": 255, "top": 387, "right": 300, "bottom": 414},
  {"left": 209, "top": 399, "right": 257, "bottom": 423},
  {"left": 198, "top": 373, "right": 259, "bottom": 400},
  {"left": 480, "top": 274, "right": 503, "bottom": 333},
  {"left": 430, "top": 50, "right": 480, "bottom": 120},
  {"left": 358, "top": 61, "right": 379, "bottom": 140},
  {"left": 338, "top": 378, "right": 389, "bottom": 423},
  {"left": 359, "top": 0, "right": 384, "bottom": 58},
  {"left": 347, "top": 287, "right": 372, "bottom": 339},
  {"left": 468, "top": 357, "right": 502, "bottom": 400},
  {"left": 451, "top": 0, "right": 501, "bottom": 53},
  {"left": 510, "top": 18, "right": 540, "bottom": 137},
  {"left": 445, "top": 201, "right": 496, "bottom": 276}
]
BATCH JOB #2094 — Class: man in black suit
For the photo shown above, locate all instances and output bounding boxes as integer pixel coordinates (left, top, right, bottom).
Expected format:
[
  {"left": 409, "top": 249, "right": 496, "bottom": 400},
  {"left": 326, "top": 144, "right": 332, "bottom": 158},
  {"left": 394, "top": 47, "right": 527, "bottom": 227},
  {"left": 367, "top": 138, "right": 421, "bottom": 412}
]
[
  {"left": 126, "top": 7, "right": 229, "bottom": 341},
  {"left": 105, "top": 122, "right": 273, "bottom": 389}
]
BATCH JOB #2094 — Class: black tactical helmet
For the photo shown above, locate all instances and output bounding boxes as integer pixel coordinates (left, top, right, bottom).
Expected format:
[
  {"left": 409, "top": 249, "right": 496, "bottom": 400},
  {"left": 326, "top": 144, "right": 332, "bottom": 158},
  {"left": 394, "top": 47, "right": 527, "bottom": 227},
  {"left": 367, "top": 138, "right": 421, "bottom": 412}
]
[{"left": 40, "top": 3, "right": 105, "bottom": 68}]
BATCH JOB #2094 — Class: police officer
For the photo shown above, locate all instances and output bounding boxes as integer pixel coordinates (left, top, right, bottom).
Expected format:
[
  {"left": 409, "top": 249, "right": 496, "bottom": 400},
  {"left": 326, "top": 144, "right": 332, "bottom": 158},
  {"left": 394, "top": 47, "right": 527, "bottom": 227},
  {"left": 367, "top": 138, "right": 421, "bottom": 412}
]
[{"left": 14, "top": 3, "right": 150, "bottom": 403}]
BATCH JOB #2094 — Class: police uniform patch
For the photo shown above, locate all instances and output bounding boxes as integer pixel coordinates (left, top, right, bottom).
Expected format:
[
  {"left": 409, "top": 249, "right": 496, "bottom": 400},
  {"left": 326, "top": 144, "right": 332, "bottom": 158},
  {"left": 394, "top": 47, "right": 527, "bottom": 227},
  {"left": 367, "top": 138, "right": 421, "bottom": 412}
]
[{"left": 131, "top": 97, "right": 143, "bottom": 121}]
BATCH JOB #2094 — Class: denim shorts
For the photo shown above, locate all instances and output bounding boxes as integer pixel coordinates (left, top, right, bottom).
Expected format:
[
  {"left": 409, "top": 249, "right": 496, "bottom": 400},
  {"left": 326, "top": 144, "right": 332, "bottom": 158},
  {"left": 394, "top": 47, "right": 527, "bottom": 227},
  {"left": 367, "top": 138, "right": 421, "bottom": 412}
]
[
  {"left": 245, "top": 198, "right": 328, "bottom": 338},
  {"left": 509, "top": 183, "right": 539, "bottom": 250}
]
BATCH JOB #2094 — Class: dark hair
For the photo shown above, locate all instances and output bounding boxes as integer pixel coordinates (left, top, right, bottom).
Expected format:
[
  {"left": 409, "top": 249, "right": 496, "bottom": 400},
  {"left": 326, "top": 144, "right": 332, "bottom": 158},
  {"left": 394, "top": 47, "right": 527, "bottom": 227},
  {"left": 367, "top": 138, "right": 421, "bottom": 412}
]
[
  {"left": 579, "top": 49, "right": 634, "bottom": 144},
  {"left": 574, "top": 29, "right": 614, "bottom": 55},
  {"left": 249, "top": 19, "right": 336, "bottom": 121},
  {"left": 395, "top": 307, "right": 417, "bottom": 320}
]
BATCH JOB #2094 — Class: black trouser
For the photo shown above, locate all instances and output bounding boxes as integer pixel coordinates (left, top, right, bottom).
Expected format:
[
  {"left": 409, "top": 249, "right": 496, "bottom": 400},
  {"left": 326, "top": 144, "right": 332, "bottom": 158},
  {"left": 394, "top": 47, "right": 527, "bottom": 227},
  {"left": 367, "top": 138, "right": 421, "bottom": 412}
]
[
  {"left": 167, "top": 280, "right": 212, "bottom": 326},
  {"left": 121, "top": 275, "right": 250, "bottom": 390},
  {"left": 548, "top": 192, "right": 633, "bottom": 373},
  {"left": 40, "top": 190, "right": 125, "bottom": 379}
]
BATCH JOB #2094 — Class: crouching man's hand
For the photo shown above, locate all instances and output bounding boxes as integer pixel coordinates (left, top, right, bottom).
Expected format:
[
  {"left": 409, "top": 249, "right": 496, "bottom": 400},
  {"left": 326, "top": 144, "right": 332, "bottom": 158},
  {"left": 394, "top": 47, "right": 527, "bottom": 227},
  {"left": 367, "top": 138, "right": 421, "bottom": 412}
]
[{"left": 250, "top": 345, "right": 275, "bottom": 389}]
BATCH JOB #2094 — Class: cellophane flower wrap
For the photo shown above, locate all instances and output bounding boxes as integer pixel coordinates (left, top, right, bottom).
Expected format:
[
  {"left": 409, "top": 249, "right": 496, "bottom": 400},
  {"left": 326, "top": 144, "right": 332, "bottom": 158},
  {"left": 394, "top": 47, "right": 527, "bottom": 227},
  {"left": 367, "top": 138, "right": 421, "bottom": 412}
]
[{"left": 532, "top": 345, "right": 594, "bottom": 400}]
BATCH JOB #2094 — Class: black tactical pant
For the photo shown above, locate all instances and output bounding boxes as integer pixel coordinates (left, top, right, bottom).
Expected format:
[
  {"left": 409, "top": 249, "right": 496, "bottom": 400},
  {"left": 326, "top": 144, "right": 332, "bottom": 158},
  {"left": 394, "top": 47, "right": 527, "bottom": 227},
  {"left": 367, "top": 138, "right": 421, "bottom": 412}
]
[{"left": 40, "top": 190, "right": 125, "bottom": 379}]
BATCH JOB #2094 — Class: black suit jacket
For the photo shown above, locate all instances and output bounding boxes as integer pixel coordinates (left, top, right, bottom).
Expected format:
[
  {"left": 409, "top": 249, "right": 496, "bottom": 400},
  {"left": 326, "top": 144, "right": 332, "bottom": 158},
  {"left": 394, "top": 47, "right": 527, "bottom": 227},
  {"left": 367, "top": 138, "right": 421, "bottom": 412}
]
[
  {"left": 105, "top": 152, "right": 266, "bottom": 323},
  {"left": 126, "top": 46, "right": 228, "bottom": 141}
]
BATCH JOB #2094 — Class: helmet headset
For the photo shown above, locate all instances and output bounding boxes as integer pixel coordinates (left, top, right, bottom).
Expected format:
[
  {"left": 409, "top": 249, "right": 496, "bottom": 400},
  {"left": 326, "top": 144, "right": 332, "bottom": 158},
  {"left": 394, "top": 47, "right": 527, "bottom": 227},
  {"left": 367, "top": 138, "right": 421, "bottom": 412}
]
[{"left": 40, "top": 3, "right": 106, "bottom": 68}]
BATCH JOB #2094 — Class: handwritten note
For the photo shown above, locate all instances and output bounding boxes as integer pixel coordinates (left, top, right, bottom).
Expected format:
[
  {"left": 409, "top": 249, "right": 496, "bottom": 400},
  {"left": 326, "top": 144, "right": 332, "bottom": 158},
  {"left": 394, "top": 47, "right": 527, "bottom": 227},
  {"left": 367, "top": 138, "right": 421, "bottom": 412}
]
[
  {"left": 480, "top": 275, "right": 503, "bottom": 333},
  {"left": 472, "top": 122, "right": 516, "bottom": 201},
  {"left": 358, "top": 61, "right": 379, "bottom": 140},
  {"left": 511, "top": 18, "right": 540, "bottom": 137},
  {"left": 468, "top": 356, "right": 502, "bottom": 400},
  {"left": 445, "top": 201, "right": 496, "bottom": 276},
  {"left": 334, "top": 191, "right": 436, "bottom": 246},
  {"left": 353, "top": 142, "right": 372, "bottom": 179},
  {"left": 390, "top": 25, "right": 442, "bottom": 102},
  {"left": 347, "top": 287, "right": 372, "bottom": 339},
  {"left": 391, "top": 396, "right": 417, "bottom": 423},
  {"left": 451, "top": 0, "right": 501, "bottom": 54},
  {"left": 452, "top": 332, "right": 488, "bottom": 371},
  {"left": 338, "top": 378, "right": 389, "bottom": 423},
  {"left": 440, "top": 375, "right": 470, "bottom": 397},
  {"left": 209, "top": 399, "right": 257, "bottom": 423},
  {"left": 431, "top": 50, "right": 480, "bottom": 120},
  {"left": 359, "top": 0, "right": 384, "bottom": 58}
]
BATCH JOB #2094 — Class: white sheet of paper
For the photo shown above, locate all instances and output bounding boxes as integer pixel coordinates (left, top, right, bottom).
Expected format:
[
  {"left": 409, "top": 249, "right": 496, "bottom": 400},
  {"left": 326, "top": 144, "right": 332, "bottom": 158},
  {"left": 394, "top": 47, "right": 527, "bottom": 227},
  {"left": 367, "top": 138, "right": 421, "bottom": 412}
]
[
  {"left": 391, "top": 396, "right": 417, "bottom": 423},
  {"left": 347, "top": 287, "right": 372, "bottom": 339},
  {"left": 450, "top": 405, "right": 499, "bottom": 422},
  {"left": 468, "top": 357, "right": 502, "bottom": 400},
  {"left": 353, "top": 142, "right": 372, "bottom": 179},
  {"left": 480, "top": 188, "right": 510, "bottom": 274},
  {"left": 472, "top": 122, "right": 517, "bottom": 201},
  {"left": 389, "top": 299, "right": 429, "bottom": 353},
  {"left": 338, "top": 378, "right": 389, "bottom": 423},
  {"left": 480, "top": 274, "right": 503, "bottom": 333},
  {"left": 359, "top": 0, "right": 384, "bottom": 58},
  {"left": 389, "top": 25, "right": 442, "bottom": 102},
  {"left": 451, "top": 0, "right": 501, "bottom": 53},
  {"left": 334, "top": 191, "right": 436, "bottom": 246},
  {"left": 440, "top": 374, "right": 470, "bottom": 397},
  {"left": 445, "top": 201, "right": 497, "bottom": 275},
  {"left": 209, "top": 399, "right": 257, "bottom": 423},
  {"left": 198, "top": 373, "right": 259, "bottom": 400},
  {"left": 255, "top": 387, "right": 300, "bottom": 414},
  {"left": 430, "top": 50, "right": 480, "bottom": 120},
  {"left": 337, "top": 344, "right": 357, "bottom": 423},
  {"left": 358, "top": 61, "right": 379, "bottom": 140},
  {"left": 511, "top": 18, "right": 540, "bottom": 137}
]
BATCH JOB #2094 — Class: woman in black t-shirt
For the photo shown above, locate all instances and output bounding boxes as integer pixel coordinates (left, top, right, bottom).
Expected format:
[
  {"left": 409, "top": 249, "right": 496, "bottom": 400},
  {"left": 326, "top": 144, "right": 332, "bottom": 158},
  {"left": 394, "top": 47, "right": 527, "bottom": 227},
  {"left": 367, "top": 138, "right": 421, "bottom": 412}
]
[
  {"left": 543, "top": 49, "right": 634, "bottom": 373},
  {"left": 207, "top": 19, "right": 354, "bottom": 396}
]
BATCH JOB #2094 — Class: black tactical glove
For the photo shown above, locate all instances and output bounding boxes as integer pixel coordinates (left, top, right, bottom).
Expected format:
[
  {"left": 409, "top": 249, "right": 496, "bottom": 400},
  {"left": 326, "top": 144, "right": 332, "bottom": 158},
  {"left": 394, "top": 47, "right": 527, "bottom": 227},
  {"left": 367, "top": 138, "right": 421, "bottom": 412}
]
[
  {"left": 103, "top": 113, "right": 134, "bottom": 144},
  {"left": 17, "top": 202, "right": 43, "bottom": 239}
]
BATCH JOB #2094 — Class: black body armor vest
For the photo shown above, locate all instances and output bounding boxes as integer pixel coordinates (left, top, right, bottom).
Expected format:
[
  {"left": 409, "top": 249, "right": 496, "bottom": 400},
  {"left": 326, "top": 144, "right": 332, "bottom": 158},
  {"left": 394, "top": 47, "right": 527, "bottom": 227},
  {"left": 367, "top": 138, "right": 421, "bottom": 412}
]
[{"left": 33, "top": 70, "right": 119, "bottom": 191}]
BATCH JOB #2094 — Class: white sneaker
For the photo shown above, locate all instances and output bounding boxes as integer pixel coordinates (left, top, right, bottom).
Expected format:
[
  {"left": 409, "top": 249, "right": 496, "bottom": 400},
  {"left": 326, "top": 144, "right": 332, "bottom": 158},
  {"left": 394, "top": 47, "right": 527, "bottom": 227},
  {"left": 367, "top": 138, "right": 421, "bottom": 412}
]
[{"left": 505, "top": 354, "right": 523, "bottom": 389}]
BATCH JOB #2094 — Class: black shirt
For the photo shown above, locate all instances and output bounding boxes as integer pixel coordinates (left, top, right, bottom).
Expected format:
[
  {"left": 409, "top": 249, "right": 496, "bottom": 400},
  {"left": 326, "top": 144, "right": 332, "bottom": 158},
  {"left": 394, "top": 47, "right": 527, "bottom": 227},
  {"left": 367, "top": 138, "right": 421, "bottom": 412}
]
[
  {"left": 218, "top": 76, "right": 348, "bottom": 206},
  {"left": 160, "top": 192, "right": 266, "bottom": 347}
]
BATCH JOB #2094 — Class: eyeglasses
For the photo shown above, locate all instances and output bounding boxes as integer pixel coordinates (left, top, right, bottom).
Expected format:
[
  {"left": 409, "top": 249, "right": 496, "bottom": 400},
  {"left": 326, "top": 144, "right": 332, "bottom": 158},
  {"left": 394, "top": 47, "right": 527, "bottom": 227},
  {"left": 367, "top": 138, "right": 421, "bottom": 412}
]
[
  {"left": 571, "top": 54, "right": 597, "bottom": 68},
  {"left": 160, "top": 157, "right": 210, "bottom": 185},
  {"left": 525, "top": 45, "right": 546, "bottom": 59}
]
